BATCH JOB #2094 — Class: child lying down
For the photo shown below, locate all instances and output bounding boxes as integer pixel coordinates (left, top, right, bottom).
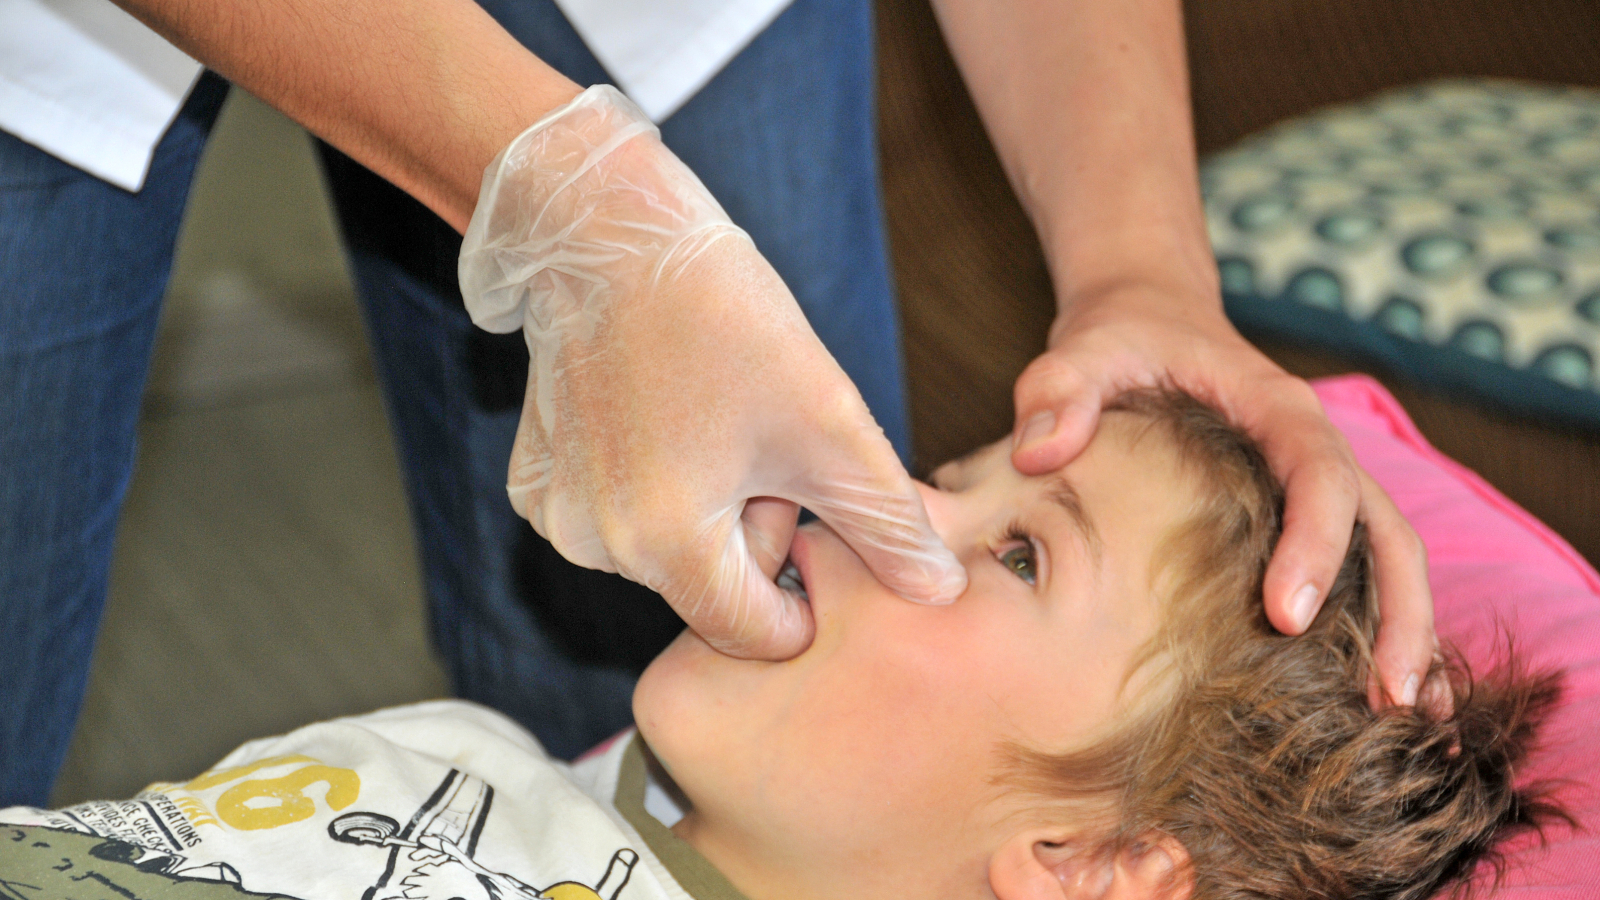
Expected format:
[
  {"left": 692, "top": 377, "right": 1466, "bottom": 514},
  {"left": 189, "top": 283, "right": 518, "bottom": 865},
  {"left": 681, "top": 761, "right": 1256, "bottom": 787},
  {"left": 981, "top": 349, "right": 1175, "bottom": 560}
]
[{"left": 0, "top": 388, "right": 1565, "bottom": 900}]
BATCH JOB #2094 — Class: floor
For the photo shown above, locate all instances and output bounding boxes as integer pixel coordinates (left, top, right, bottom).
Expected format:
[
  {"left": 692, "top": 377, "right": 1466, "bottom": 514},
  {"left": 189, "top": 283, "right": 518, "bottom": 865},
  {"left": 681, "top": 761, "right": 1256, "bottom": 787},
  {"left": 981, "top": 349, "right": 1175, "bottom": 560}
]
[{"left": 50, "top": 92, "right": 447, "bottom": 805}]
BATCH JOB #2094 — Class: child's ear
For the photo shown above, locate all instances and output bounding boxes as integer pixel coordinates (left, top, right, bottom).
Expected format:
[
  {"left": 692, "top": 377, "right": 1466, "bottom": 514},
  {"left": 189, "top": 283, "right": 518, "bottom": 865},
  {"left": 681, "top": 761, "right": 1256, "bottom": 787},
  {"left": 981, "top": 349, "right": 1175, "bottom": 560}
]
[{"left": 990, "top": 830, "right": 1192, "bottom": 900}]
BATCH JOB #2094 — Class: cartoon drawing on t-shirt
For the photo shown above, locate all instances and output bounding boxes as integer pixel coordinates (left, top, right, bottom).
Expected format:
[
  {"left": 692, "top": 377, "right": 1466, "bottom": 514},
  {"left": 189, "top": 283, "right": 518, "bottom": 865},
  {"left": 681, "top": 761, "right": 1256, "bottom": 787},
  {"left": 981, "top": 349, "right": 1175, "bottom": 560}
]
[
  {"left": 0, "top": 824, "right": 300, "bottom": 900},
  {"left": 328, "top": 768, "right": 638, "bottom": 900}
]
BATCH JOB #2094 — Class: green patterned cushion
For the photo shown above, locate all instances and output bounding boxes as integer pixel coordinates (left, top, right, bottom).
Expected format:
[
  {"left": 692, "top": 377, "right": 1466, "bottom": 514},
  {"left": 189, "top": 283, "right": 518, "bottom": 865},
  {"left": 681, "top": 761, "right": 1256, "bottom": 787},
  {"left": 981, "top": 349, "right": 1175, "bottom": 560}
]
[{"left": 1204, "top": 79, "right": 1600, "bottom": 427}]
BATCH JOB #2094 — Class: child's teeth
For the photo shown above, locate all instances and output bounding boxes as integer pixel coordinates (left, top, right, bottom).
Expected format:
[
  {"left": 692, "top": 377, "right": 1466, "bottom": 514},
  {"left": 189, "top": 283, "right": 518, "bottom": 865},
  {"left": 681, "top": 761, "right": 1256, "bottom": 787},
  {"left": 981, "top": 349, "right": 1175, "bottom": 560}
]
[{"left": 777, "top": 562, "right": 808, "bottom": 600}]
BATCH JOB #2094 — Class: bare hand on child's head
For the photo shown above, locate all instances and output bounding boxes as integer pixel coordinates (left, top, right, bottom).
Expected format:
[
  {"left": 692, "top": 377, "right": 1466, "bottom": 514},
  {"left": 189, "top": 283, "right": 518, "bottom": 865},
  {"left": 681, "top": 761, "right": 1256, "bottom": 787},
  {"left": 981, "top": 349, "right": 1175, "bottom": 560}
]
[{"left": 1008, "top": 282, "right": 1438, "bottom": 711}]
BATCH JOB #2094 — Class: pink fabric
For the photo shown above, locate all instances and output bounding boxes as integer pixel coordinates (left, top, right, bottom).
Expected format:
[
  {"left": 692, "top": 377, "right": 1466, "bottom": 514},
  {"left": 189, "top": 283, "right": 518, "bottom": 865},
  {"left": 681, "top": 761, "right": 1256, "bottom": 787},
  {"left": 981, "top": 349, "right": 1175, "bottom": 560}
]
[
  {"left": 576, "top": 729, "right": 628, "bottom": 763},
  {"left": 1316, "top": 374, "right": 1600, "bottom": 897}
]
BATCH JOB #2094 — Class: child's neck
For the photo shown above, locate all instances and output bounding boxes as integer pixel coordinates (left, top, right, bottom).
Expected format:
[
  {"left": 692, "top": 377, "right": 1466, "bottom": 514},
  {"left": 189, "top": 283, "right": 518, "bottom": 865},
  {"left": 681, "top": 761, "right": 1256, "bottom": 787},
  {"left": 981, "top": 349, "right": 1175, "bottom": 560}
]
[{"left": 643, "top": 742, "right": 994, "bottom": 900}]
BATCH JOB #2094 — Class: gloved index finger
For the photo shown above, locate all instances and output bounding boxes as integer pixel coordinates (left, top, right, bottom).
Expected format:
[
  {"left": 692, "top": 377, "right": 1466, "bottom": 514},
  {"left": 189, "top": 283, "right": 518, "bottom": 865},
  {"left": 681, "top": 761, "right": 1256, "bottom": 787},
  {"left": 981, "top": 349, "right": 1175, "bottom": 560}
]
[{"left": 800, "top": 457, "right": 967, "bottom": 606}]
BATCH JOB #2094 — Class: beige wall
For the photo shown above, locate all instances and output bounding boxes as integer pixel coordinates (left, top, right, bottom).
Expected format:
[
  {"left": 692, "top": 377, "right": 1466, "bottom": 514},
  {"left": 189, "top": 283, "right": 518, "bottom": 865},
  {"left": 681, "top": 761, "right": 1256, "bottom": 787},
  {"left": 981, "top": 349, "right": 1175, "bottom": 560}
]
[{"left": 168, "top": 90, "right": 351, "bottom": 306}]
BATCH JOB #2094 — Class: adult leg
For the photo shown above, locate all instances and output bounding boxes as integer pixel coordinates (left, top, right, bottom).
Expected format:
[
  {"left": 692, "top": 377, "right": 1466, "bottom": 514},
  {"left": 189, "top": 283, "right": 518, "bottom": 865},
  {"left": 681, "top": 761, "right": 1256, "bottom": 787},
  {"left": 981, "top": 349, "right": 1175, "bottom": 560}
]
[
  {"left": 318, "top": 0, "right": 900, "bottom": 758},
  {"left": 0, "top": 74, "right": 230, "bottom": 804}
]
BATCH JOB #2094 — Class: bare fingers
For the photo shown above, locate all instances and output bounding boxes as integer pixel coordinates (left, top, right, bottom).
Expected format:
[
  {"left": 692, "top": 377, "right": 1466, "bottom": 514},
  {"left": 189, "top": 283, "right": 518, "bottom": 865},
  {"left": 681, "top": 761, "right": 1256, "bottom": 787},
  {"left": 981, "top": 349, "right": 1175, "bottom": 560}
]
[
  {"left": 1358, "top": 469, "right": 1439, "bottom": 710},
  {"left": 1254, "top": 387, "right": 1438, "bottom": 711},
  {"left": 1255, "top": 381, "right": 1363, "bottom": 637},
  {"left": 1009, "top": 347, "right": 1111, "bottom": 477}
]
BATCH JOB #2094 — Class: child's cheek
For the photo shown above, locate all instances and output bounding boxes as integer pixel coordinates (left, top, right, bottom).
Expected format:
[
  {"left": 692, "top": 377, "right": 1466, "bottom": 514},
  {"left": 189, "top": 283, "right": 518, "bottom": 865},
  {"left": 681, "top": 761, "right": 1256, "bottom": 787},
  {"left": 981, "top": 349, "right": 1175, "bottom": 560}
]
[
  {"left": 840, "top": 590, "right": 1016, "bottom": 739},
  {"left": 798, "top": 645, "right": 994, "bottom": 821}
]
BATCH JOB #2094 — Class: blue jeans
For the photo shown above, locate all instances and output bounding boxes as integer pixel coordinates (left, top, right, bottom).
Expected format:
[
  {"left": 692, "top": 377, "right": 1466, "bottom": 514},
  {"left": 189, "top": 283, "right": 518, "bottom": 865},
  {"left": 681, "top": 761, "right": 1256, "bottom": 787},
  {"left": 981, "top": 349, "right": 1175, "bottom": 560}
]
[{"left": 0, "top": 0, "right": 902, "bottom": 804}]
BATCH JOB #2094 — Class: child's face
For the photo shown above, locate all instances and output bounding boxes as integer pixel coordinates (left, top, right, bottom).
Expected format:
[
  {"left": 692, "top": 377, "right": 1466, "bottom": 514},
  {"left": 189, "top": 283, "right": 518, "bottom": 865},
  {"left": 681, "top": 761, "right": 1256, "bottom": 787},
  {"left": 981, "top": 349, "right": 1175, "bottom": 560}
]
[{"left": 633, "top": 412, "right": 1197, "bottom": 899}]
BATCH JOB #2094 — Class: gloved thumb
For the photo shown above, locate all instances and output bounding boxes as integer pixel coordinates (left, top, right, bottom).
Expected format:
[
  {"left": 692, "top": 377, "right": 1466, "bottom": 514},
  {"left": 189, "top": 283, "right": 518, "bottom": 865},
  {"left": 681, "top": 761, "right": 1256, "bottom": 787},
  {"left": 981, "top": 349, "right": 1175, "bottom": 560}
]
[
  {"left": 668, "top": 502, "right": 814, "bottom": 660},
  {"left": 740, "top": 495, "right": 800, "bottom": 581}
]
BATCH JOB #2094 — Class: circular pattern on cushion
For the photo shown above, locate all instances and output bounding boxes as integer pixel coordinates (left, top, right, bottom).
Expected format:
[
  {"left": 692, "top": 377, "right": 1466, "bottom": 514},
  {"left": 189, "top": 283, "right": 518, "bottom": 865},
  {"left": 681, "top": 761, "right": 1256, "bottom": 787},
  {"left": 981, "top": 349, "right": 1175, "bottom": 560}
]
[
  {"left": 1206, "top": 80, "right": 1600, "bottom": 425},
  {"left": 1403, "top": 233, "right": 1475, "bottom": 276},
  {"left": 1452, "top": 319, "right": 1508, "bottom": 361}
]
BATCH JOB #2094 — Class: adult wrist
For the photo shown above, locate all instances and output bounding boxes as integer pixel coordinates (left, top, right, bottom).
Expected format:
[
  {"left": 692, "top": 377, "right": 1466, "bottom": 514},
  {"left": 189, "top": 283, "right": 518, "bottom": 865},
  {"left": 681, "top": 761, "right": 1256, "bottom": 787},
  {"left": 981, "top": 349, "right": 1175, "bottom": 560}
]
[
  {"left": 1049, "top": 255, "right": 1223, "bottom": 321},
  {"left": 1034, "top": 194, "right": 1219, "bottom": 319}
]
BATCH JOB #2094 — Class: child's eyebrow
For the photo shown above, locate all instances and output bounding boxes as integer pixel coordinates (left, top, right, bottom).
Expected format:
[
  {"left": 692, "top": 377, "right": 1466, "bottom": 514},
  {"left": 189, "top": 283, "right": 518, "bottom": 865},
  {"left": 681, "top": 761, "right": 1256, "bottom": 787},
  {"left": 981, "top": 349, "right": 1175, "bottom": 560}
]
[{"left": 1044, "top": 475, "right": 1102, "bottom": 558}]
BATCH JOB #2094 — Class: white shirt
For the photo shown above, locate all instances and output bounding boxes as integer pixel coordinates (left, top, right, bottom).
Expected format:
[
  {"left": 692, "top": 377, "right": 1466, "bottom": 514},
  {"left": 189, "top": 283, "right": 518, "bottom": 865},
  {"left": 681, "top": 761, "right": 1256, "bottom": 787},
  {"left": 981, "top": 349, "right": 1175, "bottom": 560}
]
[
  {"left": 0, "top": 0, "right": 792, "bottom": 192},
  {"left": 0, "top": 0, "right": 202, "bottom": 191},
  {"left": 0, "top": 700, "right": 751, "bottom": 900}
]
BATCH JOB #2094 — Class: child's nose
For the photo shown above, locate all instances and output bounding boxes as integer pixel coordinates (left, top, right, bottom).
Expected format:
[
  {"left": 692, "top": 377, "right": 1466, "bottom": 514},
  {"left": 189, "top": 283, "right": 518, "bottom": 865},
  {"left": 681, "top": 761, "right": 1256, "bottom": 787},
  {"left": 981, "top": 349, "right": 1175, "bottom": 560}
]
[{"left": 913, "top": 481, "right": 958, "bottom": 549}]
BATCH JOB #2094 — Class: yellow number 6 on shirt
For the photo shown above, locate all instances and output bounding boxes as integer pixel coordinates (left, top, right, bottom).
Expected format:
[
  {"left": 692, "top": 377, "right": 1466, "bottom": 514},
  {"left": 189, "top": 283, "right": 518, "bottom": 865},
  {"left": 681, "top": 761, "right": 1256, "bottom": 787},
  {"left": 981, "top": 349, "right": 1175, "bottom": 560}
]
[{"left": 214, "top": 764, "right": 360, "bottom": 830}]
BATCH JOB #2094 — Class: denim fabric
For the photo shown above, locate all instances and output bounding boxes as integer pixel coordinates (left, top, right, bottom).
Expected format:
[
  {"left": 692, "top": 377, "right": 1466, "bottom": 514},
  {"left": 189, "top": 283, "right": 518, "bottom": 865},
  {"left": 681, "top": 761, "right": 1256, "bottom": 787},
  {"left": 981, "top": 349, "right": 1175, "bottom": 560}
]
[
  {"left": 0, "top": 74, "right": 230, "bottom": 805},
  {"left": 0, "top": 0, "right": 901, "bottom": 799}
]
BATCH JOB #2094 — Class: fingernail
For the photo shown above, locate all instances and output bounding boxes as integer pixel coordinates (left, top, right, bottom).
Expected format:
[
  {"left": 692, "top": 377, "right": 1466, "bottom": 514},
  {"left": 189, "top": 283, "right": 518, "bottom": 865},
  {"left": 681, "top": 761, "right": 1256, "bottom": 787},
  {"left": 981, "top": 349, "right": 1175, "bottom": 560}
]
[
  {"left": 922, "top": 553, "right": 968, "bottom": 605},
  {"left": 896, "top": 546, "right": 967, "bottom": 606},
  {"left": 1290, "top": 583, "right": 1321, "bottom": 631},
  {"left": 1014, "top": 411, "right": 1056, "bottom": 453},
  {"left": 1400, "top": 672, "right": 1421, "bottom": 707}
]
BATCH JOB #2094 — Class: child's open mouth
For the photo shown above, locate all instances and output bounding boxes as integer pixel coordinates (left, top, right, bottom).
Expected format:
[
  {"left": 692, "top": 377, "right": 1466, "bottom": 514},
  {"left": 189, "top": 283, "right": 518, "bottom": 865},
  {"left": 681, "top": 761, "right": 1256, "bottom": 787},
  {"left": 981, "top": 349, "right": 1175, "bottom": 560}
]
[{"left": 777, "top": 559, "right": 809, "bottom": 601}]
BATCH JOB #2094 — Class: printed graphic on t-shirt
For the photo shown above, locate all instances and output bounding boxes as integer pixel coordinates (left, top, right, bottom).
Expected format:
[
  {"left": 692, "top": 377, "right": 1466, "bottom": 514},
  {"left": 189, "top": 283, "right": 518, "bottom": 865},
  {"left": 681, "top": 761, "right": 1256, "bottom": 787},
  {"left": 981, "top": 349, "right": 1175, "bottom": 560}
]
[
  {"left": 1, "top": 824, "right": 290, "bottom": 899},
  {"left": 325, "top": 767, "right": 638, "bottom": 900},
  {"left": 2, "top": 756, "right": 639, "bottom": 900}
]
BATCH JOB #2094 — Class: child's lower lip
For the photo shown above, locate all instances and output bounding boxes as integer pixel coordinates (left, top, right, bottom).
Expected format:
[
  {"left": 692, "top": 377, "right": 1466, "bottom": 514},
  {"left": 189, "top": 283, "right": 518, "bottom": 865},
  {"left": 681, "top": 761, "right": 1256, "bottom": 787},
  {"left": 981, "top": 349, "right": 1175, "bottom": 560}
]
[
  {"left": 777, "top": 560, "right": 808, "bottom": 601},
  {"left": 787, "top": 528, "right": 817, "bottom": 608}
]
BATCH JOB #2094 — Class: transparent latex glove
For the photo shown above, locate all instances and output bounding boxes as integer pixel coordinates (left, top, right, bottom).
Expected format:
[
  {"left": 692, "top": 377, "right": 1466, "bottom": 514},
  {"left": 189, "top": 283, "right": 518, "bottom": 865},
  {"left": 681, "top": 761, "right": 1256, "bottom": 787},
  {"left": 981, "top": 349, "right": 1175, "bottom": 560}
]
[{"left": 459, "top": 86, "right": 966, "bottom": 659}]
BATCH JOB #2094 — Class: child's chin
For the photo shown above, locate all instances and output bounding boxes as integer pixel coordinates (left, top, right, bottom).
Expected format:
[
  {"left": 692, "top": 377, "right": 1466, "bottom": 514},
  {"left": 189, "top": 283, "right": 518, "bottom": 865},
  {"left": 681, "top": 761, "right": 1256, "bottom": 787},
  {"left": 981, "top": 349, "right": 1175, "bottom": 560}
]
[
  {"left": 652, "top": 626, "right": 713, "bottom": 666},
  {"left": 633, "top": 629, "right": 712, "bottom": 737},
  {"left": 634, "top": 624, "right": 777, "bottom": 750}
]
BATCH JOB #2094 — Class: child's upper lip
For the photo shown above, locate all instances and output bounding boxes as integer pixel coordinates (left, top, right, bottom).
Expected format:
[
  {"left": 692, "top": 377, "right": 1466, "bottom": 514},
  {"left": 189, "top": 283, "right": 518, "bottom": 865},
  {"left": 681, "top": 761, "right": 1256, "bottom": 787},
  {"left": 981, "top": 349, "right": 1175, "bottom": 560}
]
[{"left": 786, "top": 527, "right": 817, "bottom": 609}]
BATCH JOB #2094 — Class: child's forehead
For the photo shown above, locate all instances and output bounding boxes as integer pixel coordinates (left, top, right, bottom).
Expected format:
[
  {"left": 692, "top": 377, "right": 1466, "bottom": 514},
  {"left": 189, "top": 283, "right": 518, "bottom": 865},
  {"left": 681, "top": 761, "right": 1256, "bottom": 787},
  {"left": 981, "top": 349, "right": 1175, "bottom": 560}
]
[
  {"left": 936, "top": 411, "right": 1180, "bottom": 488},
  {"left": 931, "top": 415, "right": 1197, "bottom": 574}
]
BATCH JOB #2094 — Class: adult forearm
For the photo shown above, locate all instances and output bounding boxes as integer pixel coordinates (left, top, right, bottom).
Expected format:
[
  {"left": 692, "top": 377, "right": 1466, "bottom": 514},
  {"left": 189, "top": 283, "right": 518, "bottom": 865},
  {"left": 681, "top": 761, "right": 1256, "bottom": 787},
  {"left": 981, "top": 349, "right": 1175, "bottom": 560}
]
[
  {"left": 111, "top": 0, "right": 582, "bottom": 231},
  {"left": 930, "top": 0, "right": 1216, "bottom": 308},
  {"left": 950, "top": 2, "right": 1441, "bottom": 717}
]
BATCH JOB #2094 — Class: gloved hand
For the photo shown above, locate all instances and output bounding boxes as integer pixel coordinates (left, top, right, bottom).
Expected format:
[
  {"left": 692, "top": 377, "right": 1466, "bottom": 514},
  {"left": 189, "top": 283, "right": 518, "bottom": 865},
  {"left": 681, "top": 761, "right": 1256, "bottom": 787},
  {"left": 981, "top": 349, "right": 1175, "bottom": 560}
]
[{"left": 459, "top": 86, "right": 966, "bottom": 659}]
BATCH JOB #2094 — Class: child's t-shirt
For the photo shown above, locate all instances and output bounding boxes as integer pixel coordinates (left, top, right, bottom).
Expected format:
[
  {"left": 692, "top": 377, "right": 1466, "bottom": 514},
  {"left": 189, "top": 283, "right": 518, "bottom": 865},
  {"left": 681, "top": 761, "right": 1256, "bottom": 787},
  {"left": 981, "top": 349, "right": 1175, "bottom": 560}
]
[{"left": 0, "top": 700, "right": 748, "bottom": 900}]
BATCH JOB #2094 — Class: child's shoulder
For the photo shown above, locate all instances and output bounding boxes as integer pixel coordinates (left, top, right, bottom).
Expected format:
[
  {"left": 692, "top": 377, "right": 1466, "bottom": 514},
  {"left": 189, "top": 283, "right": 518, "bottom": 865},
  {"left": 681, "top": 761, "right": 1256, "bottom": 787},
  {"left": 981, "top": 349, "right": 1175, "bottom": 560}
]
[{"left": 285, "top": 698, "right": 548, "bottom": 754}]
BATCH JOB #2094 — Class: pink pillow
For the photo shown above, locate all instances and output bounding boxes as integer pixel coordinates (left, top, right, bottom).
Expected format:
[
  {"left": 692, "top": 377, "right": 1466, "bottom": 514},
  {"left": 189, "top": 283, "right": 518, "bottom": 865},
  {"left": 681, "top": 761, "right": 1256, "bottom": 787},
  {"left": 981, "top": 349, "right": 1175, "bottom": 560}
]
[{"left": 1316, "top": 374, "right": 1600, "bottom": 897}]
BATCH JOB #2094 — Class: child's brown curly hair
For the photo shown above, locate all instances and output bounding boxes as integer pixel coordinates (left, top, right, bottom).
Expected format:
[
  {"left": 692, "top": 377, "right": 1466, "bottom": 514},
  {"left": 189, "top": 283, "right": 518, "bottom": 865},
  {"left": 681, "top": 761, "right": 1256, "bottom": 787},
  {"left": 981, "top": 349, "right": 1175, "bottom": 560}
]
[{"left": 1003, "top": 387, "right": 1568, "bottom": 900}]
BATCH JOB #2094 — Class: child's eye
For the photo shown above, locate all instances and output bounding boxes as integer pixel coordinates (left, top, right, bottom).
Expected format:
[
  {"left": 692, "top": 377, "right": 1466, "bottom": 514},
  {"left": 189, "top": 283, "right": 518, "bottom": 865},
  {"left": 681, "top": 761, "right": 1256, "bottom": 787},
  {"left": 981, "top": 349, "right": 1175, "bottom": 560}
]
[{"left": 998, "top": 541, "right": 1038, "bottom": 586}]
